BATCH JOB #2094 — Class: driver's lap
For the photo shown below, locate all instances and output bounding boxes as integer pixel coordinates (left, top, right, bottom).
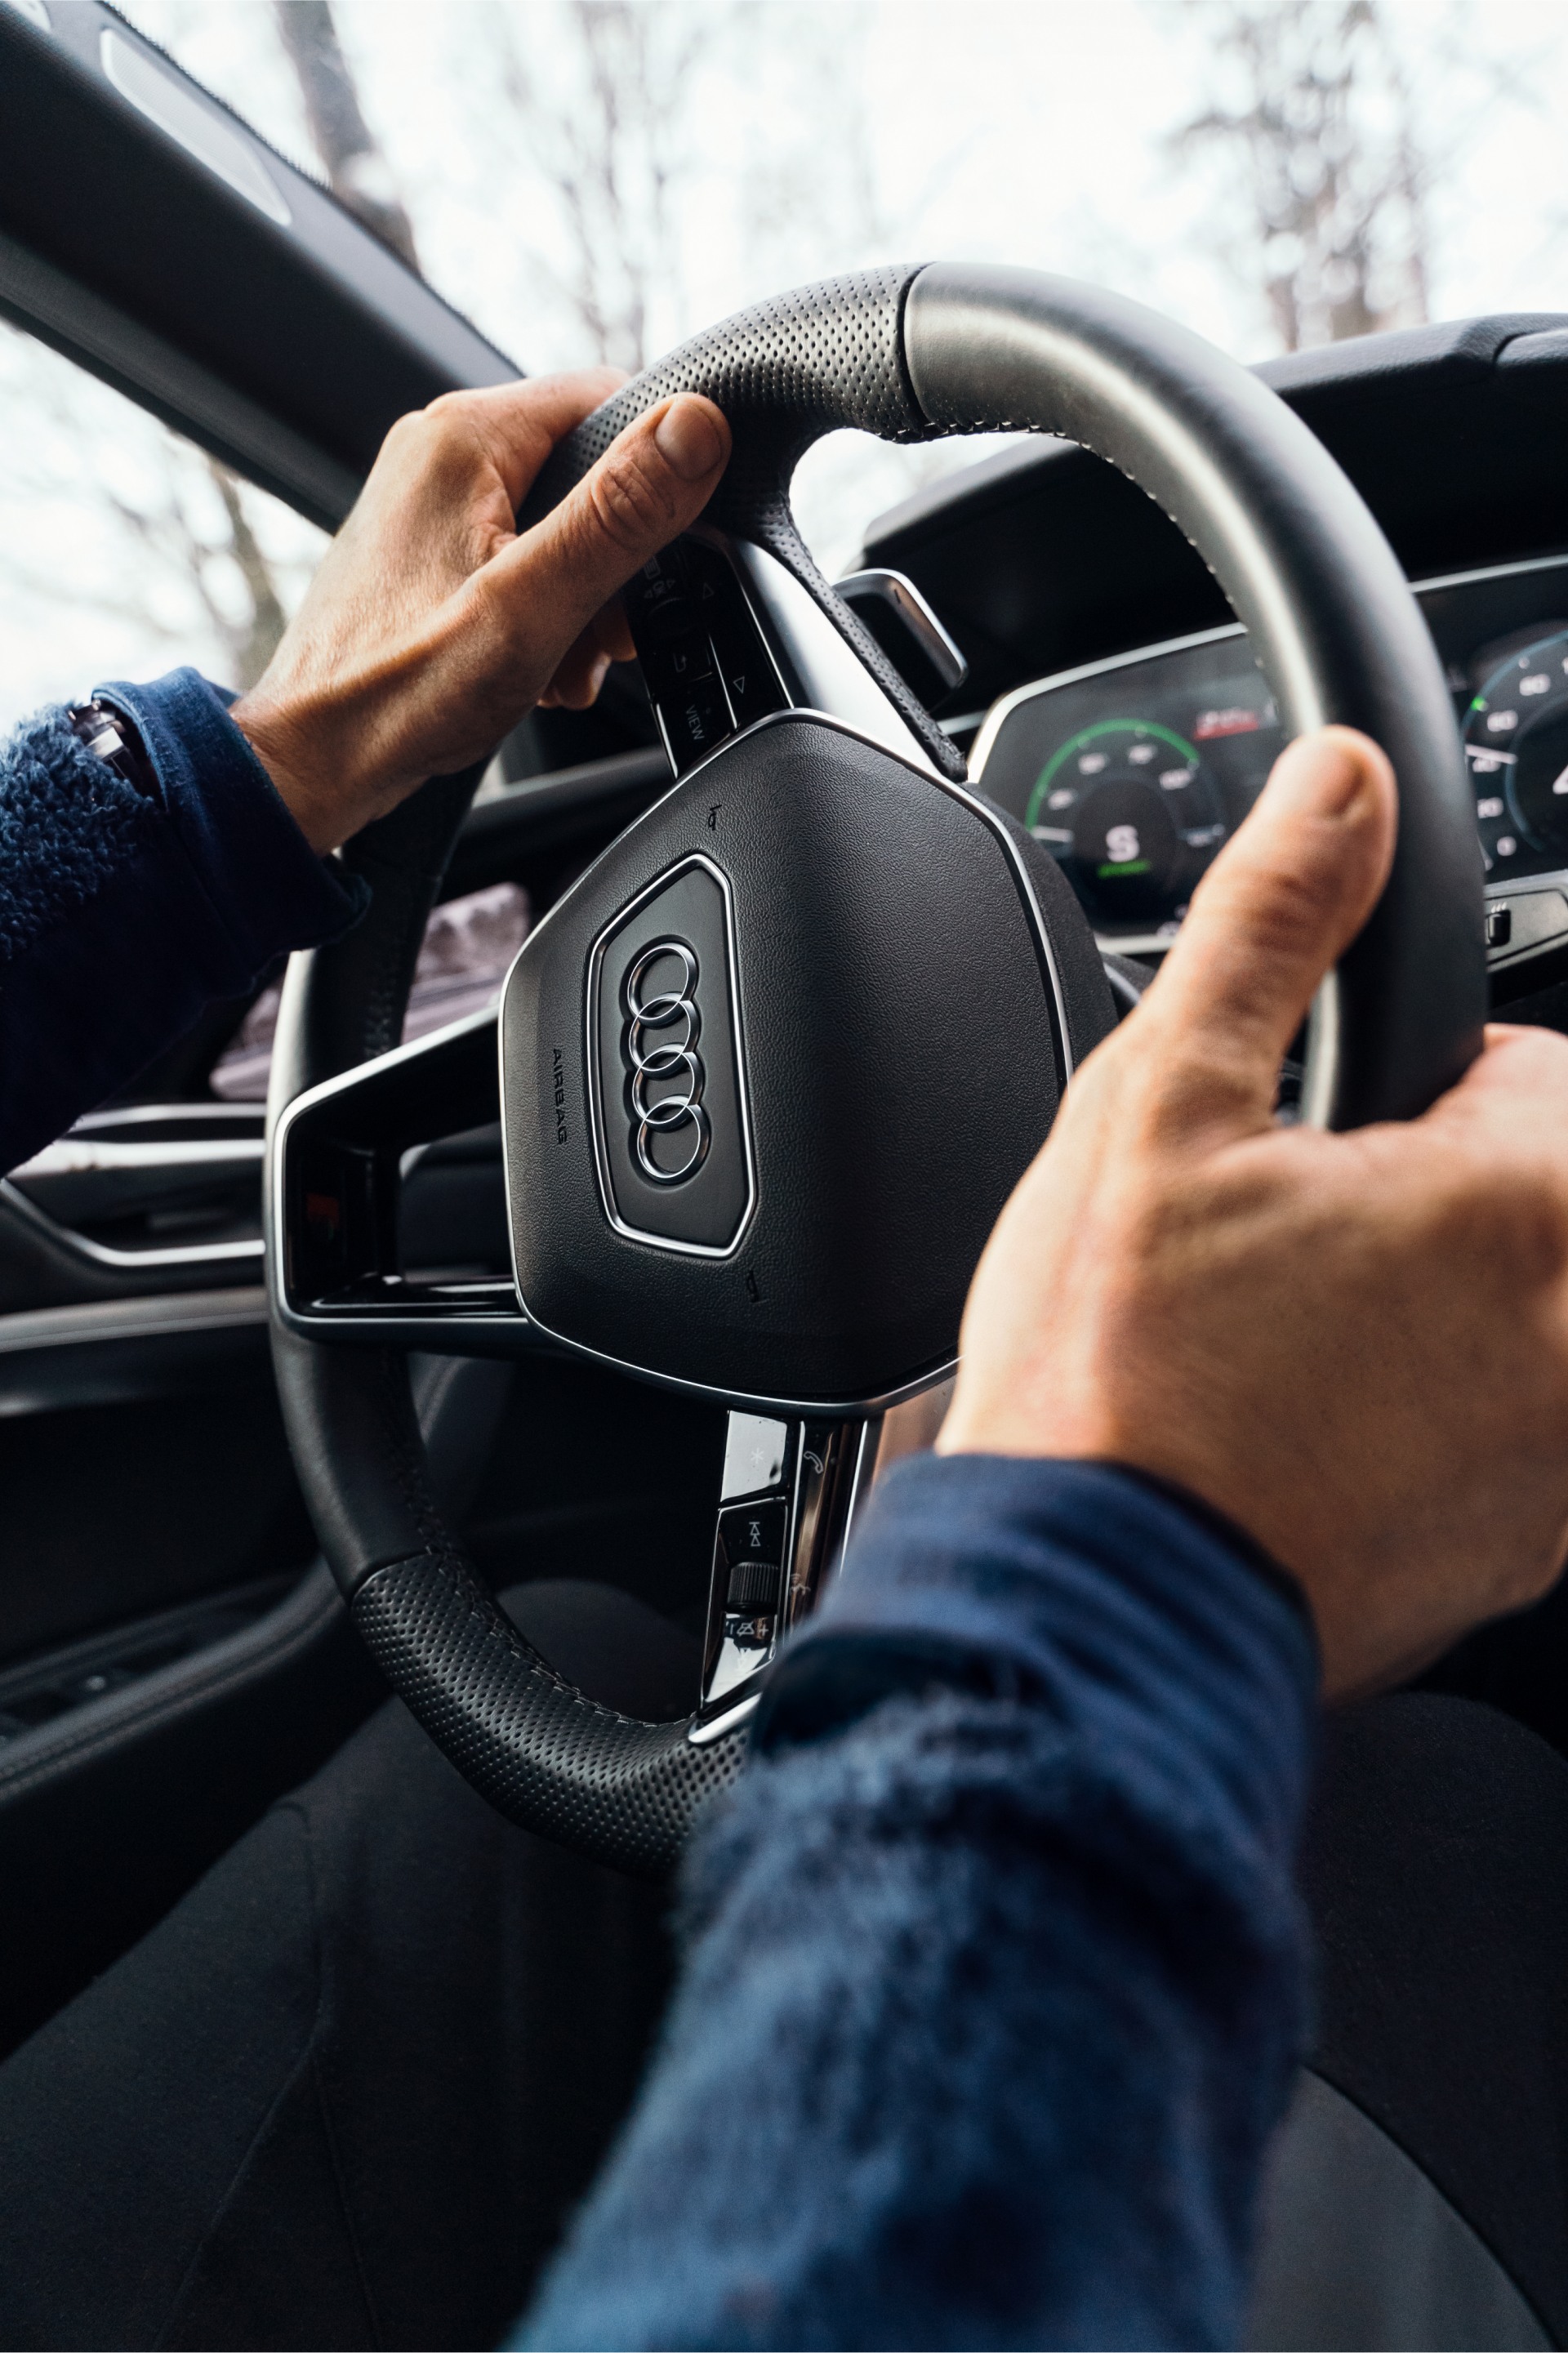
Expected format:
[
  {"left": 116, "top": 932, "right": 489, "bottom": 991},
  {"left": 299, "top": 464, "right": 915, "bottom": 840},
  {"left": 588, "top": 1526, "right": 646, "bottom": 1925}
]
[
  {"left": 0, "top": 1582, "right": 675, "bottom": 2353},
  {"left": 2, "top": 1633, "right": 1567, "bottom": 2350}
]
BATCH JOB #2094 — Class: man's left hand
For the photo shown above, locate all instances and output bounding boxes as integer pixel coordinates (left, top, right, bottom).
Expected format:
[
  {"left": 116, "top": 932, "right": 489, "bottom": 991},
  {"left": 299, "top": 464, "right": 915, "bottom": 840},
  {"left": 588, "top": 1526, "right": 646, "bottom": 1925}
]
[{"left": 231, "top": 372, "right": 729, "bottom": 852}]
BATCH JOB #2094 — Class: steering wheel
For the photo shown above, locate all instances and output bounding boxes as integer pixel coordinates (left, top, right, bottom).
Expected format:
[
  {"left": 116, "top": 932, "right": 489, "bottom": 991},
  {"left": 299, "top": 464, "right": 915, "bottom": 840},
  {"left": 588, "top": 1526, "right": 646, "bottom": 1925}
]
[{"left": 265, "top": 264, "right": 1484, "bottom": 1878}]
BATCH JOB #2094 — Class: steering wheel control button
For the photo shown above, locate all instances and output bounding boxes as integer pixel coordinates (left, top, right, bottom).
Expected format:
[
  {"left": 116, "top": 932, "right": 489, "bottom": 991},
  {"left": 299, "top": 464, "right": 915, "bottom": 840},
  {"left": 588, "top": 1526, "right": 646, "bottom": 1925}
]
[
  {"left": 721, "top": 1414, "right": 789, "bottom": 1500},
  {"left": 582, "top": 854, "right": 753, "bottom": 1254},
  {"left": 725, "top": 1558, "right": 782, "bottom": 1614},
  {"left": 706, "top": 1451, "right": 799, "bottom": 1702},
  {"left": 719, "top": 1500, "right": 787, "bottom": 1569},
  {"left": 625, "top": 532, "right": 788, "bottom": 774},
  {"left": 680, "top": 536, "right": 788, "bottom": 729},
  {"left": 710, "top": 635, "right": 780, "bottom": 730},
  {"left": 630, "top": 546, "right": 690, "bottom": 631},
  {"left": 665, "top": 679, "right": 733, "bottom": 765},
  {"left": 663, "top": 637, "right": 715, "bottom": 687},
  {"left": 700, "top": 1415, "right": 871, "bottom": 1713}
]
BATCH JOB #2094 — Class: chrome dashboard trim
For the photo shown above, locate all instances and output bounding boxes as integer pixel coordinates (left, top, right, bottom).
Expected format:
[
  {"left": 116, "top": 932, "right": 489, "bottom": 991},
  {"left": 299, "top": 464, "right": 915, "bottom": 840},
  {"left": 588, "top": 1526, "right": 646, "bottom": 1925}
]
[
  {"left": 0, "top": 1176, "right": 264, "bottom": 1271},
  {"left": 52, "top": 1102, "right": 266, "bottom": 1133},
  {"left": 0, "top": 1286, "right": 270, "bottom": 1356},
  {"left": 270, "top": 1004, "right": 536, "bottom": 1354},
  {"left": 2, "top": 1100, "right": 270, "bottom": 1271},
  {"left": 967, "top": 620, "right": 1250, "bottom": 780},
  {"left": 11, "top": 1139, "right": 265, "bottom": 1178},
  {"left": 1409, "top": 549, "right": 1568, "bottom": 600}
]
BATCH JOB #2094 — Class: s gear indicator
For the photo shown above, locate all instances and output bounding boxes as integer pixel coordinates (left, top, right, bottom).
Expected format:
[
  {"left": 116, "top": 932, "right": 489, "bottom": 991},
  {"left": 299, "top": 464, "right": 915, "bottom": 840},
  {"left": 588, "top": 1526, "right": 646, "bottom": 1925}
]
[
  {"left": 1025, "top": 718, "right": 1228, "bottom": 925},
  {"left": 972, "top": 631, "right": 1282, "bottom": 943},
  {"left": 976, "top": 564, "right": 1568, "bottom": 946}
]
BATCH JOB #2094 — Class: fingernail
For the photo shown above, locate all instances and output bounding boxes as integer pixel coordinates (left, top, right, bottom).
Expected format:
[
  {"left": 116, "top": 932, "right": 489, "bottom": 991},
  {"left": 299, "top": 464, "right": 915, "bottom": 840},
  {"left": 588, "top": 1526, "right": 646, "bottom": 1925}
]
[
  {"left": 654, "top": 396, "right": 726, "bottom": 481},
  {"left": 1267, "top": 730, "right": 1370, "bottom": 819}
]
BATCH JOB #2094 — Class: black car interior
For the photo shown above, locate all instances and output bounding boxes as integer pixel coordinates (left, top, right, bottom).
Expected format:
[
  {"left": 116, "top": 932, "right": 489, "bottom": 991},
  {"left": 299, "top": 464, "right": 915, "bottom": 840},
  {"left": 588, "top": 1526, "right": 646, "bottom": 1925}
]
[{"left": 7, "top": 6, "right": 1568, "bottom": 2338}]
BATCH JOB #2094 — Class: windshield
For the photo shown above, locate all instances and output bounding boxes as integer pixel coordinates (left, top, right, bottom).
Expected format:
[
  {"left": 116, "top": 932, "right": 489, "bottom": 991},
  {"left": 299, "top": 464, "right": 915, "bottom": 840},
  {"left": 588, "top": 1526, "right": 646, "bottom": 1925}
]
[
  {"left": 4, "top": 0, "right": 1565, "bottom": 728},
  {"left": 109, "top": 0, "right": 1568, "bottom": 570}
]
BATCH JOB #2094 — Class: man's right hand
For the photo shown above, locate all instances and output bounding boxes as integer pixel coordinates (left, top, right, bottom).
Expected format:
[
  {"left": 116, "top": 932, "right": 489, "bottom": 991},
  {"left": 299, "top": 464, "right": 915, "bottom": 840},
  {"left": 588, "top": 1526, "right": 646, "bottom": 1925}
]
[{"left": 939, "top": 726, "right": 1568, "bottom": 1699}]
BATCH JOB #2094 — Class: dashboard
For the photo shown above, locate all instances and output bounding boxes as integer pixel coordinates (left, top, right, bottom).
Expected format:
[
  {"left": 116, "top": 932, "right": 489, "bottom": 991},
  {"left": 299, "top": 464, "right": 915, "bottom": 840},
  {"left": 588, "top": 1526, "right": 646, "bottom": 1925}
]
[{"left": 969, "top": 550, "right": 1568, "bottom": 969}]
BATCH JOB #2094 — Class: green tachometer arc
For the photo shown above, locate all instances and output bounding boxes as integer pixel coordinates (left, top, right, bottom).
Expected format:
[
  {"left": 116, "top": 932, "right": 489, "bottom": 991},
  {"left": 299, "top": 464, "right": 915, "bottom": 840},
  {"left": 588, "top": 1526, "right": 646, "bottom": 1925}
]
[{"left": 1025, "top": 719, "right": 1203, "bottom": 831}]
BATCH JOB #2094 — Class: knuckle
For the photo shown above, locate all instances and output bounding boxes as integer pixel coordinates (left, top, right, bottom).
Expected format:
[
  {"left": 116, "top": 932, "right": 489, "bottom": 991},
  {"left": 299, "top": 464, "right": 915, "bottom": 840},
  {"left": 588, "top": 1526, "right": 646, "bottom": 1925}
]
[
  {"left": 1428, "top": 1143, "right": 1568, "bottom": 1284},
  {"left": 1222, "top": 850, "right": 1341, "bottom": 963},
  {"left": 380, "top": 407, "right": 468, "bottom": 488},
  {"left": 378, "top": 410, "right": 428, "bottom": 464},
  {"left": 425, "top": 388, "right": 482, "bottom": 426},
  {"left": 584, "top": 448, "right": 670, "bottom": 553},
  {"left": 416, "top": 404, "right": 478, "bottom": 466}
]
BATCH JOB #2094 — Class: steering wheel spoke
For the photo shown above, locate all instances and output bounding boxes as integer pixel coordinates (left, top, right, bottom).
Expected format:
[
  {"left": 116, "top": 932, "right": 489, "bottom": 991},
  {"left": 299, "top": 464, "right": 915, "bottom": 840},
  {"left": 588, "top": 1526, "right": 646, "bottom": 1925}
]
[
  {"left": 693, "top": 1384, "right": 958, "bottom": 1740},
  {"left": 270, "top": 1005, "right": 540, "bottom": 1357},
  {"left": 691, "top": 1410, "right": 876, "bottom": 1737}
]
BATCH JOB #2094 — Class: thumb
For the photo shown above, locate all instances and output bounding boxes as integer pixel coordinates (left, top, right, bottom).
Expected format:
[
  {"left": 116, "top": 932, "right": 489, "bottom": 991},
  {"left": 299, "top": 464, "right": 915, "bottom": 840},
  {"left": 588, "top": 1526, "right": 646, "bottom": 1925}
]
[
  {"left": 1140, "top": 725, "right": 1397, "bottom": 1132},
  {"left": 489, "top": 393, "right": 730, "bottom": 669}
]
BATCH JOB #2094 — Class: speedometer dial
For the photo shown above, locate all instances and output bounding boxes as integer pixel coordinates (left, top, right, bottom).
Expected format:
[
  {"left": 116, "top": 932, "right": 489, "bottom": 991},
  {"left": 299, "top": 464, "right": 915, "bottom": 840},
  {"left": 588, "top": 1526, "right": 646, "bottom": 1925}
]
[
  {"left": 1465, "top": 629, "right": 1568, "bottom": 875},
  {"left": 1024, "top": 720, "right": 1227, "bottom": 925}
]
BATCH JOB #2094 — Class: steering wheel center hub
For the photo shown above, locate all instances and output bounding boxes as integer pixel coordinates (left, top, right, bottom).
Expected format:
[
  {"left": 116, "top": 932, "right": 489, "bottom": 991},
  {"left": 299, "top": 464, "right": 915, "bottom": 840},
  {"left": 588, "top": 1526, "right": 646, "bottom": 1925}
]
[{"left": 499, "top": 710, "right": 1113, "bottom": 1413}]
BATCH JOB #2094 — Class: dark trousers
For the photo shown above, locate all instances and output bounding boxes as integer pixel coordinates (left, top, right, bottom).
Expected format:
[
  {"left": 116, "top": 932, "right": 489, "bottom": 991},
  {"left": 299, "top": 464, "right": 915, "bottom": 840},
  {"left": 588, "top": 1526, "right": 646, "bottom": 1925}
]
[
  {"left": 5, "top": 1620, "right": 1568, "bottom": 2349},
  {"left": 0, "top": 1679, "right": 671, "bottom": 2351}
]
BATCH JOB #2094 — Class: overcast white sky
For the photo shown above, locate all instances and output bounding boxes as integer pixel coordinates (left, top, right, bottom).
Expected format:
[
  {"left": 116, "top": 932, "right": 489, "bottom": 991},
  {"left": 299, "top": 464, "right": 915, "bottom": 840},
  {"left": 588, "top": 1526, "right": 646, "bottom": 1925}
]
[
  {"left": 4, "top": 0, "right": 1568, "bottom": 724},
  {"left": 118, "top": 0, "right": 1568, "bottom": 351}
]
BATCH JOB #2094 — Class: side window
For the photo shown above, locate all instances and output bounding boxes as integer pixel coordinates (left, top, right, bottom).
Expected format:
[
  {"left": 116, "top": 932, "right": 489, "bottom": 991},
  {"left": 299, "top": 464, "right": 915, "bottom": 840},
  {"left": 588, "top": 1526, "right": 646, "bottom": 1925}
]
[
  {"left": 211, "top": 879, "right": 533, "bottom": 1099},
  {"left": 0, "top": 320, "right": 327, "bottom": 720},
  {"left": 0, "top": 323, "right": 536, "bottom": 1116}
]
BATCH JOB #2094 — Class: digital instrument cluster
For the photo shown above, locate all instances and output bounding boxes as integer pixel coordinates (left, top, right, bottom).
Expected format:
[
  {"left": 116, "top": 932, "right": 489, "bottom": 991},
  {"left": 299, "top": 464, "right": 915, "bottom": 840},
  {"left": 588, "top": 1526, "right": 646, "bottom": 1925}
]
[
  {"left": 971, "top": 631, "right": 1283, "bottom": 946},
  {"left": 971, "top": 557, "right": 1568, "bottom": 945},
  {"left": 1465, "top": 629, "right": 1568, "bottom": 881}
]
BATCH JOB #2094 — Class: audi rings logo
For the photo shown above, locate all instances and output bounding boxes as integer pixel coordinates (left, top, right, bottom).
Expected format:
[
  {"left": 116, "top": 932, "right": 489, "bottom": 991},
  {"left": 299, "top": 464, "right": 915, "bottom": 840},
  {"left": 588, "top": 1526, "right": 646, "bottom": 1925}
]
[{"left": 624, "top": 939, "right": 709, "bottom": 1183}]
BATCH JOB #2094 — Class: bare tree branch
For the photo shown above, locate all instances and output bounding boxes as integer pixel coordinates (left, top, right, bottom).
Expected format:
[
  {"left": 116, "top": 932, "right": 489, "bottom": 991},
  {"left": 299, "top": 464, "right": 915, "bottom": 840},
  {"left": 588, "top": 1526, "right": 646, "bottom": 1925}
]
[
  {"left": 206, "top": 459, "right": 290, "bottom": 688},
  {"left": 273, "top": 0, "right": 421, "bottom": 271},
  {"left": 1168, "top": 0, "right": 1435, "bottom": 349},
  {"left": 489, "top": 0, "right": 707, "bottom": 372}
]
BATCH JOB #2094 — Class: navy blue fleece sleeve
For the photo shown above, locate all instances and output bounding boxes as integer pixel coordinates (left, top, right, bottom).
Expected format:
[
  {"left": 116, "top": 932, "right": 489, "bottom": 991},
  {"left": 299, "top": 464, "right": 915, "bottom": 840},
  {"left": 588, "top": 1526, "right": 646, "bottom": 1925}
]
[
  {"left": 0, "top": 670, "right": 363, "bottom": 1172},
  {"left": 521, "top": 1457, "right": 1317, "bottom": 2351}
]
